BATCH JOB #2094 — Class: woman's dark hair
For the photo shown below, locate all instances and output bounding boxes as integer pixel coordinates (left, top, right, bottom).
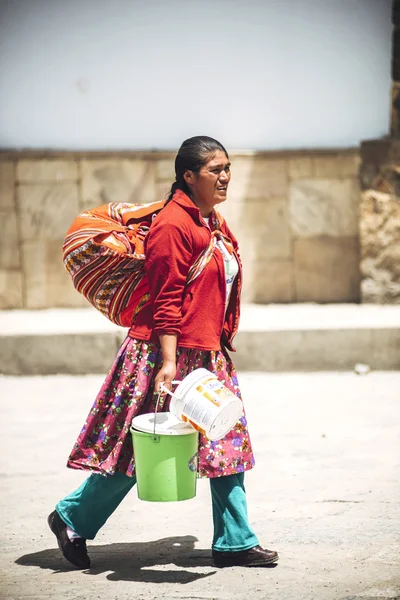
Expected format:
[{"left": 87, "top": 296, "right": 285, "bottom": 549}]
[{"left": 167, "top": 136, "right": 229, "bottom": 201}]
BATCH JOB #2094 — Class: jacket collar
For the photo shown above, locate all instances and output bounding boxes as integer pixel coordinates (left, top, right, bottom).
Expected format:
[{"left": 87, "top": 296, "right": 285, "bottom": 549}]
[{"left": 171, "top": 189, "right": 225, "bottom": 229}]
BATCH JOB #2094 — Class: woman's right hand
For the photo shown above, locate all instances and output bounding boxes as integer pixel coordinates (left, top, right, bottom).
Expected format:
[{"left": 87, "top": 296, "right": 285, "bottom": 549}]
[{"left": 154, "top": 359, "right": 177, "bottom": 395}]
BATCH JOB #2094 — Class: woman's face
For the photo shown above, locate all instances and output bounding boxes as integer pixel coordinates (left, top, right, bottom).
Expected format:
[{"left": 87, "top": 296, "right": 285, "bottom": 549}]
[{"left": 184, "top": 150, "right": 231, "bottom": 215}]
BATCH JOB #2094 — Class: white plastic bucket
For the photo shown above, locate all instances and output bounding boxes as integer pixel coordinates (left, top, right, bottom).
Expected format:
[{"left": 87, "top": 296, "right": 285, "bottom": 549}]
[{"left": 168, "top": 368, "right": 243, "bottom": 441}]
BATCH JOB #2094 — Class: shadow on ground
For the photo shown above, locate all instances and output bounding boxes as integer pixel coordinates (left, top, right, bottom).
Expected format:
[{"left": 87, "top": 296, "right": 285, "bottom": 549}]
[{"left": 16, "top": 535, "right": 217, "bottom": 584}]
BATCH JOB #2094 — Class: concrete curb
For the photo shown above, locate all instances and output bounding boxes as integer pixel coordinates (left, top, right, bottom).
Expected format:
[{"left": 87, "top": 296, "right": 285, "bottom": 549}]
[{"left": 1, "top": 304, "right": 399, "bottom": 374}]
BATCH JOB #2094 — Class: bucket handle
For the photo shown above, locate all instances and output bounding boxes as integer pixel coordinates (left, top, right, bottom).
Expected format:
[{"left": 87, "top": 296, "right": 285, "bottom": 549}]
[
  {"left": 159, "top": 382, "right": 180, "bottom": 399},
  {"left": 153, "top": 380, "right": 181, "bottom": 437}
]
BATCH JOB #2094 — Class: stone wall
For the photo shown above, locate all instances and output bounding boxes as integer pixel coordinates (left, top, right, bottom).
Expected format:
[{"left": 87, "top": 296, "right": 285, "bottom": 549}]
[
  {"left": 359, "top": 139, "right": 400, "bottom": 303},
  {"left": 356, "top": 2, "right": 400, "bottom": 305},
  {"left": 0, "top": 149, "right": 360, "bottom": 309}
]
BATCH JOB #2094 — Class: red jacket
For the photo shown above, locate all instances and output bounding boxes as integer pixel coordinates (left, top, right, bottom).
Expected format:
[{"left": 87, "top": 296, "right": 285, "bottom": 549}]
[{"left": 128, "top": 190, "right": 242, "bottom": 351}]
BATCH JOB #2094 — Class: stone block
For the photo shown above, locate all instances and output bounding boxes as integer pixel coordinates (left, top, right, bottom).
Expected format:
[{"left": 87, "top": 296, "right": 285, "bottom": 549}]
[
  {"left": 360, "top": 193, "right": 400, "bottom": 252},
  {"left": 0, "top": 210, "right": 20, "bottom": 269},
  {"left": 0, "top": 161, "right": 15, "bottom": 209},
  {"left": 155, "top": 159, "right": 175, "bottom": 182},
  {"left": 0, "top": 332, "right": 119, "bottom": 375},
  {"left": 288, "top": 152, "right": 359, "bottom": 181},
  {"left": 234, "top": 328, "right": 373, "bottom": 371},
  {"left": 314, "top": 153, "right": 358, "bottom": 178},
  {"left": 312, "top": 154, "right": 343, "bottom": 178},
  {"left": 250, "top": 259, "right": 295, "bottom": 303},
  {"left": 234, "top": 327, "right": 400, "bottom": 371},
  {"left": 369, "top": 328, "right": 400, "bottom": 366},
  {"left": 0, "top": 269, "right": 23, "bottom": 309},
  {"left": 359, "top": 193, "right": 387, "bottom": 256},
  {"left": 17, "top": 183, "right": 79, "bottom": 242},
  {"left": 294, "top": 236, "right": 361, "bottom": 302},
  {"left": 219, "top": 199, "right": 292, "bottom": 260},
  {"left": 16, "top": 160, "right": 78, "bottom": 182},
  {"left": 361, "top": 276, "right": 400, "bottom": 304},
  {"left": 359, "top": 191, "right": 400, "bottom": 303},
  {"left": 337, "top": 152, "right": 360, "bottom": 177},
  {"left": 289, "top": 178, "right": 359, "bottom": 237},
  {"left": 228, "top": 157, "right": 287, "bottom": 202},
  {"left": 288, "top": 156, "right": 313, "bottom": 180},
  {"left": 80, "top": 159, "right": 156, "bottom": 210},
  {"left": 361, "top": 138, "right": 400, "bottom": 166},
  {"left": 22, "top": 240, "right": 88, "bottom": 309}
]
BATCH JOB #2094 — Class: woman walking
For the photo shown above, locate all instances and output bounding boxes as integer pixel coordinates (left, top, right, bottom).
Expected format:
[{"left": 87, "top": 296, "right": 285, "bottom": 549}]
[{"left": 48, "top": 136, "right": 278, "bottom": 570}]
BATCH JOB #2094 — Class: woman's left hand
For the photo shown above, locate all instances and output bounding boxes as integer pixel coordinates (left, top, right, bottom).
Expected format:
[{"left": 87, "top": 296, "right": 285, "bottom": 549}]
[{"left": 154, "top": 359, "right": 177, "bottom": 395}]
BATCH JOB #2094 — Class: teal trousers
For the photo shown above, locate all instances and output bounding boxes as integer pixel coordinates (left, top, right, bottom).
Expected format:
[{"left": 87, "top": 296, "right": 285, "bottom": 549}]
[{"left": 56, "top": 471, "right": 259, "bottom": 552}]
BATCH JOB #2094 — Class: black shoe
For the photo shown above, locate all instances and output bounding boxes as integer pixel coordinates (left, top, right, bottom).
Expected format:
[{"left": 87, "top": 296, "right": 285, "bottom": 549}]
[
  {"left": 212, "top": 545, "right": 279, "bottom": 568},
  {"left": 47, "top": 510, "right": 91, "bottom": 569}
]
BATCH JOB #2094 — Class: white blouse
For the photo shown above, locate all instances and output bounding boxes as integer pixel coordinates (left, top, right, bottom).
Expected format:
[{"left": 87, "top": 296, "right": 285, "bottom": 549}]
[{"left": 203, "top": 217, "right": 239, "bottom": 308}]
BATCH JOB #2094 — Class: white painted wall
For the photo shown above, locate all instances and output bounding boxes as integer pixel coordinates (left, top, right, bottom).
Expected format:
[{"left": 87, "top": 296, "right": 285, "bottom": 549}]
[{"left": 0, "top": 0, "right": 392, "bottom": 150}]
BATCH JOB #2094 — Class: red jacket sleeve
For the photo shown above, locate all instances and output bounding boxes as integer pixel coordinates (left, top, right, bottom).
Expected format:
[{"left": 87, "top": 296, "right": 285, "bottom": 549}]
[{"left": 144, "top": 217, "right": 193, "bottom": 336}]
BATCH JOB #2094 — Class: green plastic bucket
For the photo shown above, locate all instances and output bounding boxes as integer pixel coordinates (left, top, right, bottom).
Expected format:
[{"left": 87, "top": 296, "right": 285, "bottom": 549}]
[{"left": 130, "top": 412, "right": 199, "bottom": 502}]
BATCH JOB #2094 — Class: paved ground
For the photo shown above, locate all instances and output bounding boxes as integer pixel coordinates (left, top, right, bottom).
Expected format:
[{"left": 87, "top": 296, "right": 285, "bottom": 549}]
[{"left": 0, "top": 372, "right": 399, "bottom": 600}]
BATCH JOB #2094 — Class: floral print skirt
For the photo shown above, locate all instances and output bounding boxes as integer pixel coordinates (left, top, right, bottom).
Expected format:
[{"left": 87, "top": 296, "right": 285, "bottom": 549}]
[{"left": 67, "top": 336, "right": 255, "bottom": 479}]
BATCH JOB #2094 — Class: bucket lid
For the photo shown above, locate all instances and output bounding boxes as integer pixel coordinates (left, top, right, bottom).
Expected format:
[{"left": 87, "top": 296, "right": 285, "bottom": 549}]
[{"left": 131, "top": 412, "right": 197, "bottom": 436}]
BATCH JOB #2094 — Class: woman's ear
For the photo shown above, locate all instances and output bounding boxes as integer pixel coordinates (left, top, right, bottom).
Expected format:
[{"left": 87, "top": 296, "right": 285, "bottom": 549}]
[{"left": 183, "top": 170, "right": 194, "bottom": 185}]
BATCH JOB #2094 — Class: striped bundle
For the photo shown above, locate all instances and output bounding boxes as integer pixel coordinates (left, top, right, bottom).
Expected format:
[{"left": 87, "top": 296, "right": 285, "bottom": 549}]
[
  {"left": 63, "top": 201, "right": 229, "bottom": 328},
  {"left": 63, "top": 201, "right": 166, "bottom": 327}
]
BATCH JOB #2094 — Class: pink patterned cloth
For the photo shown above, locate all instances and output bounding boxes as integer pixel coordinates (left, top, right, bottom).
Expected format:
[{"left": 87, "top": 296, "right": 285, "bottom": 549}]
[{"left": 67, "top": 336, "right": 255, "bottom": 479}]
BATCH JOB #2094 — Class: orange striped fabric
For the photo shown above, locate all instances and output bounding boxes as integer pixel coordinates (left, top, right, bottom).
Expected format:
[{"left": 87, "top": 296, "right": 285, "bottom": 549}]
[{"left": 63, "top": 201, "right": 229, "bottom": 327}]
